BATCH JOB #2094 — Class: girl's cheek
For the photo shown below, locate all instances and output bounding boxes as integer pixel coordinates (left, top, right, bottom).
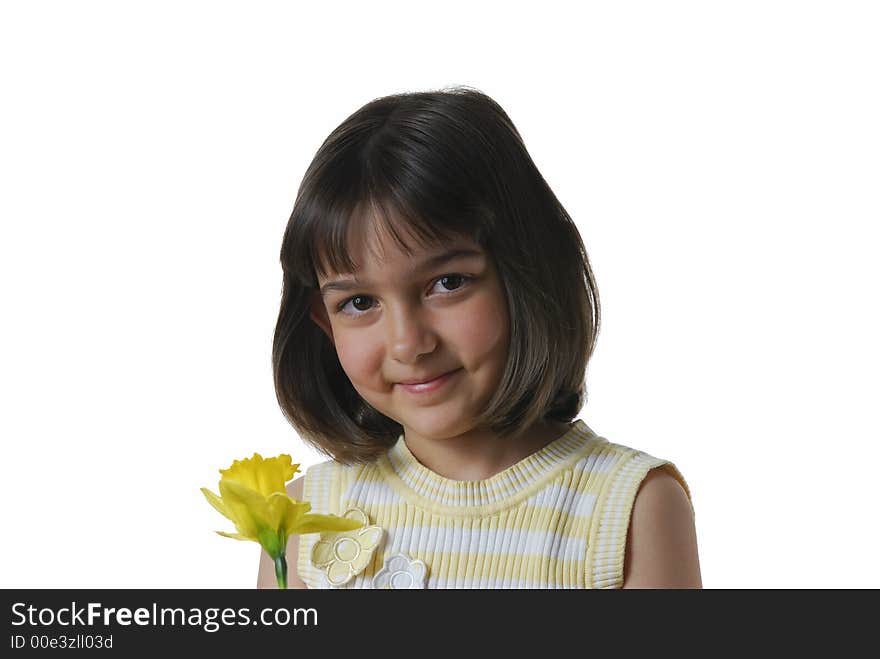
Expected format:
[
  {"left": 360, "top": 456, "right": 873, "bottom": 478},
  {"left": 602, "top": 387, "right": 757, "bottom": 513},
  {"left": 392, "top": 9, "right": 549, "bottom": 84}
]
[
  {"left": 460, "top": 314, "right": 506, "bottom": 353},
  {"left": 457, "top": 294, "right": 509, "bottom": 354},
  {"left": 334, "top": 332, "right": 383, "bottom": 381}
]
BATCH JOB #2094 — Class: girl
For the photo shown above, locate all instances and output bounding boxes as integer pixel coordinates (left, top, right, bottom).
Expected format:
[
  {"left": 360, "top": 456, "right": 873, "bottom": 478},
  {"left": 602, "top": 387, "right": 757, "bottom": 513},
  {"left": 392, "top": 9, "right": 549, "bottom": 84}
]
[{"left": 258, "top": 86, "right": 701, "bottom": 589}]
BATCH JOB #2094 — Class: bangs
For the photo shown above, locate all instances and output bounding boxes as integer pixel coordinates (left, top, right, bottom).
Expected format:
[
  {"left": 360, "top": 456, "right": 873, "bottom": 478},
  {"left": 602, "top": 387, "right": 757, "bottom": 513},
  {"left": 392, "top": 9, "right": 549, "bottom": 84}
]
[
  {"left": 310, "top": 196, "right": 470, "bottom": 281},
  {"left": 292, "top": 168, "right": 491, "bottom": 286}
]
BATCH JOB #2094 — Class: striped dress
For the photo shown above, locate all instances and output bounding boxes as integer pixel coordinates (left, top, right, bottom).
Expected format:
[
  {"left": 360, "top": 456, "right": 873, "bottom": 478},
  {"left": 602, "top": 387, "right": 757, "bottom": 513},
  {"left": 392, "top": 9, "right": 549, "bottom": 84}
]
[{"left": 297, "top": 419, "right": 693, "bottom": 589}]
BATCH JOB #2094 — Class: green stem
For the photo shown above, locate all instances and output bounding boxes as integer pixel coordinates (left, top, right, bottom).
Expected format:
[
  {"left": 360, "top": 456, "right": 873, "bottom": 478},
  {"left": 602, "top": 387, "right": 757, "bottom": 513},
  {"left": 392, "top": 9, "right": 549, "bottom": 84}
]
[{"left": 274, "top": 554, "right": 288, "bottom": 589}]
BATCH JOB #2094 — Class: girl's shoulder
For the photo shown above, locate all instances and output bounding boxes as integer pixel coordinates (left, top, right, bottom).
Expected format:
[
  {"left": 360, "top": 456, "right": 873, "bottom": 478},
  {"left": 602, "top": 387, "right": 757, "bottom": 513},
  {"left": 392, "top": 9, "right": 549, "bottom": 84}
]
[
  {"left": 621, "top": 462, "right": 702, "bottom": 588},
  {"left": 578, "top": 429, "right": 697, "bottom": 588},
  {"left": 300, "top": 455, "right": 383, "bottom": 507},
  {"left": 302, "top": 455, "right": 378, "bottom": 479},
  {"left": 578, "top": 427, "right": 693, "bottom": 508}
]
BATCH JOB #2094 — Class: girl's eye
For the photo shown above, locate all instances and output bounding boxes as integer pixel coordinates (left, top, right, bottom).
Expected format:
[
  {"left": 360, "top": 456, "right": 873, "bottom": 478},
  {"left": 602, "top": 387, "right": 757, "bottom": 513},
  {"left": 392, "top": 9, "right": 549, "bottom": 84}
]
[{"left": 335, "top": 274, "right": 472, "bottom": 318}]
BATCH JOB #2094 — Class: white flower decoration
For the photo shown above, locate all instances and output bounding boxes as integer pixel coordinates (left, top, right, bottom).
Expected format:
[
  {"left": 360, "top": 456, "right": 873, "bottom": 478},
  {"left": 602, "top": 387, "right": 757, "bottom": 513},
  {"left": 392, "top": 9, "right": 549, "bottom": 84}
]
[{"left": 372, "top": 553, "right": 428, "bottom": 589}]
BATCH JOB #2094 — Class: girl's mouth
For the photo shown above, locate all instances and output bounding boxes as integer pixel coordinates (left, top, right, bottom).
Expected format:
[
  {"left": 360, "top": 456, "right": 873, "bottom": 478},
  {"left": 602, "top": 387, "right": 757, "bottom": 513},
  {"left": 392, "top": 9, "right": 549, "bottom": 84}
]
[{"left": 397, "top": 369, "right": 461, "bottom": 394}]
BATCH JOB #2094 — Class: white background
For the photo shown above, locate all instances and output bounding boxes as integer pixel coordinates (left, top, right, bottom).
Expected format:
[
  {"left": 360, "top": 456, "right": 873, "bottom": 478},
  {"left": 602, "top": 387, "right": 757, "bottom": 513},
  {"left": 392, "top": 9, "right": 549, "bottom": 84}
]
[{"left": 1, "top": 1, "right": 877, "bottom": 588}]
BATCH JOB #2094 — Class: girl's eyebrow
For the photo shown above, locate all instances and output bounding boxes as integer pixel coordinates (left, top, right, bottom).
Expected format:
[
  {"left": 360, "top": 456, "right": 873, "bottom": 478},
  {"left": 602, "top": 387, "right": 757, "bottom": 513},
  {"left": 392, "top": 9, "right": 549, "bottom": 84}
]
[{"left": 319, "top": 248, "right": 485, "bottom": 296}]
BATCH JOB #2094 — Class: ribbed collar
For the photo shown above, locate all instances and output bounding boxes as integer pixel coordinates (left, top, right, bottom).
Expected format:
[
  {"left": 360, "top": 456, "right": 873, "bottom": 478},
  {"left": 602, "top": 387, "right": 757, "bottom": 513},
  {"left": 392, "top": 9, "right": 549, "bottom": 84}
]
[{"left": 376, "top": 419, "right": 602, "bottom": 516}]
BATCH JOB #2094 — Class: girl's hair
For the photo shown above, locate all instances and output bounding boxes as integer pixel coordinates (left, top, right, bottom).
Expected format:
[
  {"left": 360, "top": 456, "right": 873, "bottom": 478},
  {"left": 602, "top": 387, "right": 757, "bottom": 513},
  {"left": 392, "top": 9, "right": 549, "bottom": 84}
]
[{"left": 273, "top": 85, "right": 601, "bottom": 464}]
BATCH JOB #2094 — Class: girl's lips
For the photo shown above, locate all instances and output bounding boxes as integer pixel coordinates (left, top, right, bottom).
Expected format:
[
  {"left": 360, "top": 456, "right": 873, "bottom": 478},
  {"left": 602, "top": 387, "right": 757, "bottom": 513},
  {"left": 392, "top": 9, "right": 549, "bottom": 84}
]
[{"left": 397, "top": 369, "right": 461, "bottom": 394}]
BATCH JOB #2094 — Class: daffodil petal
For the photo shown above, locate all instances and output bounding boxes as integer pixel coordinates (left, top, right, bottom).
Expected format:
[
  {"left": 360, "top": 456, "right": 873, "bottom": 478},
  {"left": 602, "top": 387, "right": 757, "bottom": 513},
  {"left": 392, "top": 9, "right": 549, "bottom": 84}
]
[
  {"left": 283, "top": 500, "right": 313, "bottom": 533},
  {"left": 292, "top": 513, "right": 364, "bottom": 535},
  {"left": 218, "top": 453, "right": 259, "bottom": 491},
  {"left": 265, "top": 493, "right": 290, "bottom": 531},
  {"left": 283, "top": 498, "right": 311, "bottom": 524},
  {"left": 220, "top": 453, "right": 268, "bottom": 493},
  {"left": 265, "top": 493, "right": 310, "bottom": 532},
  {"left": 253, "top": 454, "right": 296, "bottom": 496},
  {"left": 218, "top": 479, "right": 269, "bottom": 538},
  {"left": 201, "top": 487, "right": 233, "bottom": 521},
  {"left": 220, "top": 453, "right": 300, "bottom": 497},
  {"left": 216, "top": 531, "right": 255, "bottom": 542}
]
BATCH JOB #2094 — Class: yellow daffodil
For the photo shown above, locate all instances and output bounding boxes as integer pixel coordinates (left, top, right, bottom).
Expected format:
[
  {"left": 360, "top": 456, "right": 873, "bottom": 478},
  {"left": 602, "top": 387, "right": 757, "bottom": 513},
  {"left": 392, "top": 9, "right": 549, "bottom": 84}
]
[{"left": 201, "top": 452, "right": 362, "bottom": 588}]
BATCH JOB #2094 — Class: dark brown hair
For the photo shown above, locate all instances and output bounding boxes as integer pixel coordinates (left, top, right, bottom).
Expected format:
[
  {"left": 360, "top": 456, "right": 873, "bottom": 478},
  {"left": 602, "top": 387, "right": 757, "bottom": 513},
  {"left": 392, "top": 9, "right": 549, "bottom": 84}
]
[{"left": 273, "top": 85, "right": 600, "bottom": 464}]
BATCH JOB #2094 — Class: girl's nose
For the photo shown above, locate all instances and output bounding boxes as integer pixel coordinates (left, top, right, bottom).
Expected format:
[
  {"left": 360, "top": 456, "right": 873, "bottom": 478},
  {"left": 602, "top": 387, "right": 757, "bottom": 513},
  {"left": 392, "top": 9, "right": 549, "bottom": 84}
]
[{"left": 387, "top": 305, "right": 438, "bottom": 363}]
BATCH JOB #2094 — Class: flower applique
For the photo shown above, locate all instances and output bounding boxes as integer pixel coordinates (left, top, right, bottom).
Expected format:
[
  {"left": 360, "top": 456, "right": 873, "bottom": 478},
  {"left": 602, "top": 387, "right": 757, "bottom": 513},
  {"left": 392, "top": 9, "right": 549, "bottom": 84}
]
[
  {"left": 372, "top": 553, "right": 428, "bottom": 589},
  {"left": 310, "top": 508, "right": 384, "bottom": 587}
]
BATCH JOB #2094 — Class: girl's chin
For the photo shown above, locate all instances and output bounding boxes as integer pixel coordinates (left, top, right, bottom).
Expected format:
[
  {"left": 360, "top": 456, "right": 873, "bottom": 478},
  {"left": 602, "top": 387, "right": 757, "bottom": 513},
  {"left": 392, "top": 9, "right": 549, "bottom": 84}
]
[{"left": 397, "top": 412, "right": 476, "bottom": 438}]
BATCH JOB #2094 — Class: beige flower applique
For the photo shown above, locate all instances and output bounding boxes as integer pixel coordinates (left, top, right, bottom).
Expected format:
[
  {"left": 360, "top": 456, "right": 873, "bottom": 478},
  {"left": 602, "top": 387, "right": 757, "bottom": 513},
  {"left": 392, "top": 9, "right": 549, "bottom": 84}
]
[{"left": 310, "top": 508, "right": 384, "bottom": 587}]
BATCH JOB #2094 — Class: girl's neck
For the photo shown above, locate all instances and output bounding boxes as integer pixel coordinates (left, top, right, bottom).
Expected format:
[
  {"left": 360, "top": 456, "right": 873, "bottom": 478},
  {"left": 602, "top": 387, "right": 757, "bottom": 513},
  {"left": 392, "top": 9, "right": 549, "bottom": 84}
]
[{"left": 401, "top": 419, "right": 574, "bottom": 481}]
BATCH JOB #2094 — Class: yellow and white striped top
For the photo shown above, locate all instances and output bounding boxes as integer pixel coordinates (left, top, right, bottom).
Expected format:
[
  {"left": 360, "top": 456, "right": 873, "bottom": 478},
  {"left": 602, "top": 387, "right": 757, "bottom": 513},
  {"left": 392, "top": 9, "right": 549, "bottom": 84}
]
[{"left": 298, "top": 419, "right": 693, "bottom": 589}]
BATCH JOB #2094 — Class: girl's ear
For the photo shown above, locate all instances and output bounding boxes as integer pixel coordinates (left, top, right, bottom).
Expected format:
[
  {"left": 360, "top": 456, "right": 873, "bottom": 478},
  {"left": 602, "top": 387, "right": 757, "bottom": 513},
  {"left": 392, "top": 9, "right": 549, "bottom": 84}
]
[{"left": 308, "top": 293, "right": 335, "bottom": 344}]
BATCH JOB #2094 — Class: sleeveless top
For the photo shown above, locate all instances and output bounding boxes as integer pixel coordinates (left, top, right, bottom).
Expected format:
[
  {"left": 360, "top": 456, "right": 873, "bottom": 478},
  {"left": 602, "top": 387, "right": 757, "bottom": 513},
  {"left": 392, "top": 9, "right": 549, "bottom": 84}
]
[{"left": 297, "top": 419, "right": 693, "bottom": 589}]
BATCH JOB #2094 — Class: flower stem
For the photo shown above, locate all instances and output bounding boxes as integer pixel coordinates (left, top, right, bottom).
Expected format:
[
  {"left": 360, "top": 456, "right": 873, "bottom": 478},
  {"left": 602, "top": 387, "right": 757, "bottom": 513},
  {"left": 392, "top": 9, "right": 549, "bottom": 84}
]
[{"left": 274, "top": 555, "right": 288, "bottom": 589}]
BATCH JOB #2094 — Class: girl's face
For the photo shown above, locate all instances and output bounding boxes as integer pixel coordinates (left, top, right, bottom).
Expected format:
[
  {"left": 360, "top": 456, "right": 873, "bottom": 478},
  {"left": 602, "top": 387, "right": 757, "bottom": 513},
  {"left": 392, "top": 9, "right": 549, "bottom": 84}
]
[{"left": 309, "top": 221, "right": 510, "bottom": 445}]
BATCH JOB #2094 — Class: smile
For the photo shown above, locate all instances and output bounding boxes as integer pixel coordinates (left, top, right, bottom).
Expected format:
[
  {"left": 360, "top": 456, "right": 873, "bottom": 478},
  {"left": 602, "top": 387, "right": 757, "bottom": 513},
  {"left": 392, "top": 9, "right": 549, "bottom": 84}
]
[{"left": 396, "top": 369, "right": 462, "bottom": 394}]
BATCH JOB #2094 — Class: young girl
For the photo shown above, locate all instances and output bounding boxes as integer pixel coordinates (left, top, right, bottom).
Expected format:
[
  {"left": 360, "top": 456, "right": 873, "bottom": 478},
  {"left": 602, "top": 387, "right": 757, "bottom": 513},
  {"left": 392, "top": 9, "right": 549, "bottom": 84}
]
[{"left": 257, "top": 86, "right": 701, "bottom": 589}]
